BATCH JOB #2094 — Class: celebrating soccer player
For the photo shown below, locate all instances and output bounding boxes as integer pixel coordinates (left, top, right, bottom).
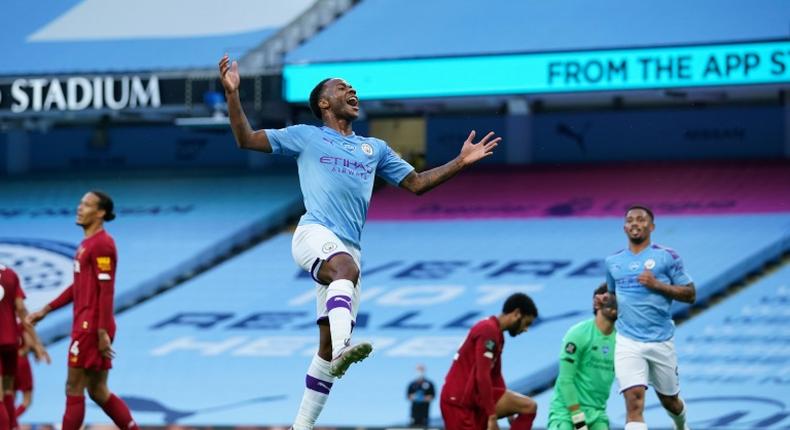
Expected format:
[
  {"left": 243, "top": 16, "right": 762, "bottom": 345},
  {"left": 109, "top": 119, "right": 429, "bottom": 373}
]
[
  {"left": 547, "top": 283, "right": 617, "bottom": 430},
  {"left": 219, "top": 55, "right": 500, "bottom": 430},
  {"left": 28, "top": 191, "right": 138, "bottom": 430},
  {"left": 440, "top": 293, "right": 539, "bottom": 430},
  {"left": 605, "top": 205, "right": 695, "bottom": 430},
  {"left": 0, "top": 265, "right": 49, "bottom": 430}
]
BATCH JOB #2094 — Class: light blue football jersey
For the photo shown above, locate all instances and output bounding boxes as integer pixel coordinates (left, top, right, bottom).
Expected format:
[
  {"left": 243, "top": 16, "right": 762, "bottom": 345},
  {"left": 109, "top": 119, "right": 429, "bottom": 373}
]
[
  {"left": 266, "top": 125, "right": 415, "bottom": 248},
  {"left": 605, "top": 243, "right": 693, "bottom": 342}
]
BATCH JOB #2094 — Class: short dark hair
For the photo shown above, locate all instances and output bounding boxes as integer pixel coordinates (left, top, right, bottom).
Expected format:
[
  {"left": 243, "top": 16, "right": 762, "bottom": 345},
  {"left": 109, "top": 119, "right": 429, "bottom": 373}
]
[
  {"left": 309, "top": 78, "right": 332, "bottom": 120},
  {"left": 593, "top": 282, "right": 608, "bottom": 314},
  {"left": 503, "top": 293, "right": 538, "bottom": 319},
  {"left": 625, "top": 204, "right": 654, "bottom": 222},
  {"left": 90, "top": 190, "right": 116, "bottom": 222}
]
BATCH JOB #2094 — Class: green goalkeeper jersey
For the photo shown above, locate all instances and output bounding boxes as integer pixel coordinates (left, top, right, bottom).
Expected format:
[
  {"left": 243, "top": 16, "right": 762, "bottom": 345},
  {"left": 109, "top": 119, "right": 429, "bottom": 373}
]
[{"left": 548, "top": 318, "right": 616, "bottom": 425}]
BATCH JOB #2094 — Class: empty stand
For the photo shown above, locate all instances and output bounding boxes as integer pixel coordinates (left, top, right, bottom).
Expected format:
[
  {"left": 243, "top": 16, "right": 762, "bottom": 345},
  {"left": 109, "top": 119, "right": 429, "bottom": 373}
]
[
  {"left": 0, "top": 171, "right": 303, "bottom": 341},
  {"left": 21, "top": 212, "right": 790, "bottom": 425}
]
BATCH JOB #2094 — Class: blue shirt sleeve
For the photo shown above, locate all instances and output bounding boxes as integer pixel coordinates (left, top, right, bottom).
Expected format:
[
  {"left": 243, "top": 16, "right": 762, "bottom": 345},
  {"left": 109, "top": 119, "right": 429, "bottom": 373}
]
[
  {"left": 265, "top": 124, "right": 310, "bottom": 157},
  {"left": 376, "top": 141, "right": 415, "bottom": 186},
  {"left": 665, "top": 250, "right": 693, "bottom": 285},
  {"left": 606, "top": 258, "right": 616, "bottom": 293}
]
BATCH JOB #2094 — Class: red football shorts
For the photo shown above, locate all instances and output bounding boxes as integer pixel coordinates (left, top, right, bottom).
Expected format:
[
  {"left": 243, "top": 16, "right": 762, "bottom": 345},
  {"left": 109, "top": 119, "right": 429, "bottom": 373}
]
[
  {"left": 441, "top": 400, "right": 488, "bottom": 430},
  {"left": 15, "top": 353, "right": 32, "bottom": 391},
  {"left": 440, "top": 388, "right": 507, "bottom": 430},
  {"left": 67, "top": 332, "right": 112, "bottom": 370}
]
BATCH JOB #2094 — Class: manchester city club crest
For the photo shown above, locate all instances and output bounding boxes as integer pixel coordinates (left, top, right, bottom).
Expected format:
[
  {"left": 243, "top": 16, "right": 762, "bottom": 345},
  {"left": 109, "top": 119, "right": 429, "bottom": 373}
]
[
  {"left": 361, "top": 143, "right": 374, "bottom": 156},
  {"left": 321, "top": 241, "right": 338, "bottom": 254},
  {"left": 0, "top": 238, "right": 77, "bottom": 310},
  {"left": 644, "top": 258, "right": 656, "bottom": 269}
]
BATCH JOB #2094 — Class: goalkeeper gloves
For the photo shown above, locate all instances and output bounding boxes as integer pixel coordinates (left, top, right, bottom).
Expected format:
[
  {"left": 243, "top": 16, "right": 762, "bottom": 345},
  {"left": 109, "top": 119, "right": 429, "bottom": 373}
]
[{"left": 572, "top": 411, "right": 589, "bottom": 430}]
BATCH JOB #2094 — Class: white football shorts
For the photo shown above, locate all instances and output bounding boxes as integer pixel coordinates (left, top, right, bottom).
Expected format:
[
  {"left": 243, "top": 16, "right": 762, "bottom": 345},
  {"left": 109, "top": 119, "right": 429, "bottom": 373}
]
[
  {"left": 291, "top": 223, "right": 362, "bottom": 324},
  {"left": 615, "top": 333, "right": 681, "bottom": 396}
]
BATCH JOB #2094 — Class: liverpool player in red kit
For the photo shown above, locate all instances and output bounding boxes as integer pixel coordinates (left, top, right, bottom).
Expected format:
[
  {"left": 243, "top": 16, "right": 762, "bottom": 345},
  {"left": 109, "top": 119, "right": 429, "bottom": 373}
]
[
  {"left": 0, "top": 265, "right": 48, "bottom": 430},
  {"left": 441, "top": 293, "right": 539, "bottom": 430},
  {"left": 28, "top": 191, "right": 137, "bottom": 430}
]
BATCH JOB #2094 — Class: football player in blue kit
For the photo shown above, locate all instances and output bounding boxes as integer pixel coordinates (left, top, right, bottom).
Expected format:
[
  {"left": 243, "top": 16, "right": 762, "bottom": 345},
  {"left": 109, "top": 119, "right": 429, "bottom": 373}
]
[
  {"left": 219, "top": 54, "right": 500, "bottom": 430},
  {"left": 605, "top": 205, "right": 696, "bottom": 430}
]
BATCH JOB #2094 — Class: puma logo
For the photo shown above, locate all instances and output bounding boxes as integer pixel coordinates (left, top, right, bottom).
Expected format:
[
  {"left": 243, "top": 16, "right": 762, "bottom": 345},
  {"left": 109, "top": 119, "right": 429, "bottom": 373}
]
[
  {"left": 556, "top": 122, "right": 591, "bottom": 154},
  {"left": 331, "top": 296, "right": 352, "bottom": 305}
]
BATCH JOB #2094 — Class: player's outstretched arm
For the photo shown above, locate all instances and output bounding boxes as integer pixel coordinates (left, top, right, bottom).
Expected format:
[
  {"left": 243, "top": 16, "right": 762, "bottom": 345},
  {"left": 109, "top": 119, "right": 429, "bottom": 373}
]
[
  {"left": 16, "top": 298, "right": 51, "bottom": 364},
  {"left": 400, "top": 130, "right": 500, "bottom": 195},
  {"left": 218, "top": 55, "right": 272, "bottom": 153},
  {"left": 28, "top": 284, "right": 74, "bottom": 325}
]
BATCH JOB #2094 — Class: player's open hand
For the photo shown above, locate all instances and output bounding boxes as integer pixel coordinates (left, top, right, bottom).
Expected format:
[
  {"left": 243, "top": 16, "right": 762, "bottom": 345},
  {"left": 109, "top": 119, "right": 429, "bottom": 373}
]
[
  {"left": 33, "top": 344, "right": 51, "bottom": 365},
  {"left": 637, "top": 269, "right": 658, "bottom": 289},
  {"left": 98, "top": 330, "right": 115, "bottom": 360},
  {"left": 457, "top": 130, "right": 500, "bottom": 167},
  {"left": 218, "top": 54, "right": 240, "bottom": 94},
  {"left": 26, "top": 310, "right": 46, "bottom": 326}
]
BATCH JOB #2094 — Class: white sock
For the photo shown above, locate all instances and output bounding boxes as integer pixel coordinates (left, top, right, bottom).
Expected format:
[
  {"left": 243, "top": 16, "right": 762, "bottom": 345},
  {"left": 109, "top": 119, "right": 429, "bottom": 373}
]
[
  {"left": 326, "top": 279, "right": 355, "bottom": 356},
  {"left": 625, "top": 422, "right": 648, "bottom": 430},
  {"left": 292, "top": 354, "right": 336, "bottom": 430},
  {"left": 667, "top": 399, "right": 689, "bottom": 430}
]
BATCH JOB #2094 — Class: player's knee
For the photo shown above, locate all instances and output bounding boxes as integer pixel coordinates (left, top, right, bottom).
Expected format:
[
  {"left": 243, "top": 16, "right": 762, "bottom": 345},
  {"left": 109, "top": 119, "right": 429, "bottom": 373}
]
[
  {"left": 64, "top": 380, "right": 81, "bottom": 396},
  {"left": 521, "top": 397, "right": 537, "bottom": 414},
  {"left": 1, "top": 376, "right": 12, "bottom": 391},
  {"left": 335, "top": 262, "right": 359, "bottom": 284},
  {"left": 87, "top": 385, "right": 110, "bottom": 404},
  {"left": 624, "top": 388, "right": 645, "bottom": 410},
  {"left": 625, "top": 396, "right": 644, "bottom": 413},
  {"left": 325, "top": 255, "right": 359, "bottom": 284},
  {"left": 658, "top": 394, "right": 683, "bottom": 414}
]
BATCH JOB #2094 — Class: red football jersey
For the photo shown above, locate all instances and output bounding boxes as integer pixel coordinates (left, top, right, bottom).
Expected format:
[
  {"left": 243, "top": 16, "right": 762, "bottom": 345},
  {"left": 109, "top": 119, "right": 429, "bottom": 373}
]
[
  {"left": 441, "top": 316, "right": 506, "bottom": 417},
  {"left": 49, "top": 230, "right": 117, "bottom": 337},
  {"left": 16, "top": 285, "right": 26, "bottom": 339},
  {"left": 0, "top": 265, "right": 21, "bottom": 346}
]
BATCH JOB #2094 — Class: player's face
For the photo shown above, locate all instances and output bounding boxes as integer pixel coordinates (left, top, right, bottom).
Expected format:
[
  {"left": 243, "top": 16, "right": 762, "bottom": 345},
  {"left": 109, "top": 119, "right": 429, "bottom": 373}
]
[
  {"left": 508, "top": 314, "right": 535, "bottom": 337},
  {"left": 623, "top": 209, "right": 654, "bottom": 244},
  {"left": 76, "top": 192, "right": 103, "bottom": 227},
  {"left": 322, "top": 79, "right": 359, "bottom": 121}
]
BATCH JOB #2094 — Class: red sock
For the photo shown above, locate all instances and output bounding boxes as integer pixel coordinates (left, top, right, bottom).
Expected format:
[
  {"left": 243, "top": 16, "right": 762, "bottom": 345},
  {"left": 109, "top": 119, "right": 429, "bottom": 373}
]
[
  {"left": 2, "top": 395, "right": 15, "bottom": 430},
  {"left": 13, "top": 404, "right": 24, "bottom": 418},
  {"left": 100, "top": 394, "right": 137, "bottom": 430},
  {"left": 510, "top": 412, "right": 536, "bottom": 430},
  {"left": 0, "top": 397, "right": 8, "bottom": 430},
  {"left": 62, "top": 395, "right": 85, "bottom": 430}
]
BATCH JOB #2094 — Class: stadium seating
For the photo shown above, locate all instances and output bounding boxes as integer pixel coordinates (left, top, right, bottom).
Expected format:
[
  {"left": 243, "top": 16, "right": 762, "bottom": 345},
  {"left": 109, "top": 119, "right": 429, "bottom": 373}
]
[
  {"left": 0, "top": 171, "right": 302, "bottom": 341},
  {"left": 22, "top": 212, "right": 790, "bottom": 425},
  {"left": 285, "top": 0, "right": 790, "bottom": 64},
  {"left": 1, "top": 0, "right": 314, "bottom": 74}
]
